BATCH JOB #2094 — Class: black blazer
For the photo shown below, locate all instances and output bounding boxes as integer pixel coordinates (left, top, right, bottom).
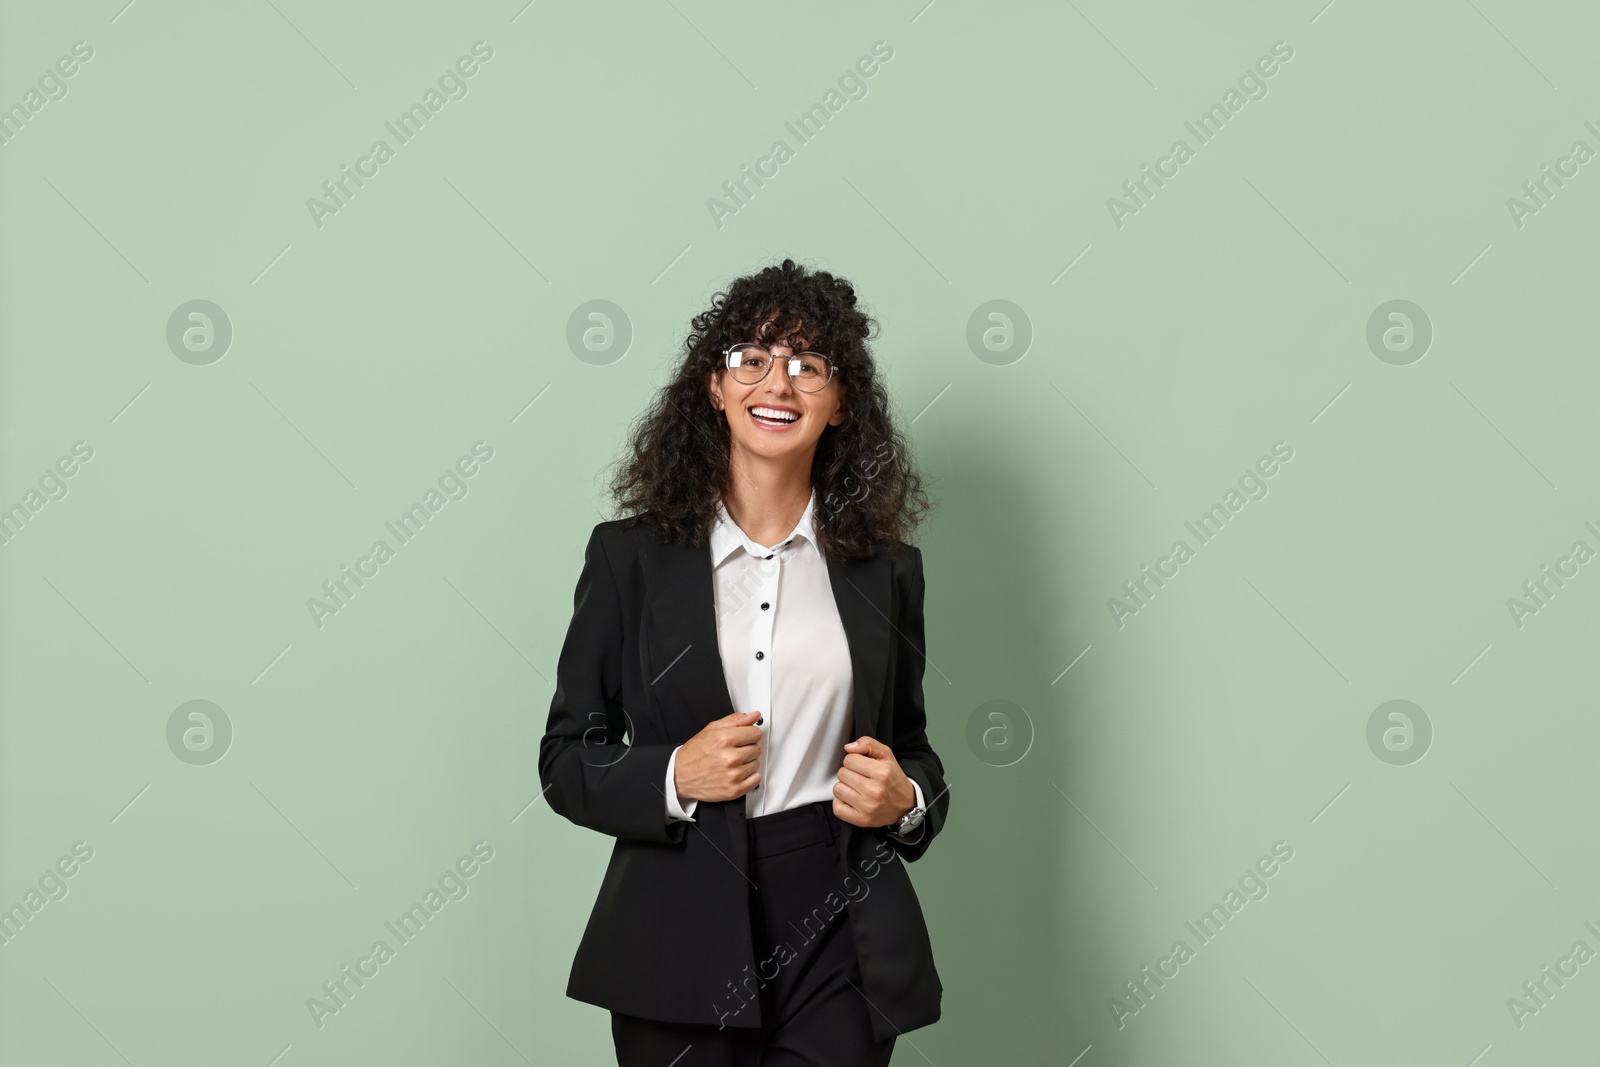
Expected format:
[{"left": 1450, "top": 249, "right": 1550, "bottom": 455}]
[{"left": 538, "top": 517, "right": 951, "bottom": 1041}]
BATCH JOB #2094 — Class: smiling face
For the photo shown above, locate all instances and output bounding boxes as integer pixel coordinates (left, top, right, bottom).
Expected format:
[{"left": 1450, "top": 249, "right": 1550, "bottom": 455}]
[{"left": 706, "top": 312, "right": 847, "bottom": 466}]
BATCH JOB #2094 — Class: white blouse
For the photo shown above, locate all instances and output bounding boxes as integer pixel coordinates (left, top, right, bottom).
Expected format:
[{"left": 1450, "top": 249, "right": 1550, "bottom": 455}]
[{"left": 664, "top": 490, "right": 924, "bottom": 841}]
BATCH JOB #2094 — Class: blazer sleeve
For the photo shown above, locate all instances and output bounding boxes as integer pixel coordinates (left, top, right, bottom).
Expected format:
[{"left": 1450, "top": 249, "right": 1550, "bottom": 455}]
[
  {"left": 884, "top": 544, "right": 950, "bottom": 863},
  {"left": 538, "top": 525, "right": 689, "bottom": 845}
]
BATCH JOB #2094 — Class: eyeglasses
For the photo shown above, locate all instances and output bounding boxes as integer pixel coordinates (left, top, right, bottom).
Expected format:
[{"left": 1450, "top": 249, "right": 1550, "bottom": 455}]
[{"left": 723, "top": 343, "right": 835, "bottom": 393}]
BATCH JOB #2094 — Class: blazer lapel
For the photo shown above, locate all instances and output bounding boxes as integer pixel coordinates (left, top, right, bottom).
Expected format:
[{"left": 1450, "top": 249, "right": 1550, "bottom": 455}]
[
  {"left": 647, "top": 538, "right": 736, "bottom": 729},
  {"left": 645, "top": 537, "right": 893, "bottom": 883},
  {"left": 648, "top": 536, "right": 892, "bottom": 744},
  {"left": 824, "top": 550, "right": 892, "bottom": 876},
  {"left": 645, "top": 538, "right": 753, "bottom": 880},
  {"left": 825, "top": 552, "right": 892, "bottom": 743}
]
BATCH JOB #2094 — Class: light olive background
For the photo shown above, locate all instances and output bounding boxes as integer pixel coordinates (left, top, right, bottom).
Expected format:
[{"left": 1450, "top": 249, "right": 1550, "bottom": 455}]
[{"left": 3, "top": 0, "right": 1598, "bottom": 1064}]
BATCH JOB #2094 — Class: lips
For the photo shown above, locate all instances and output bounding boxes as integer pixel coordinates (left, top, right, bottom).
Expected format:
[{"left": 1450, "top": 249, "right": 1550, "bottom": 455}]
[{"left": 750, "top": 405, "right": 800, "bottom": 431}]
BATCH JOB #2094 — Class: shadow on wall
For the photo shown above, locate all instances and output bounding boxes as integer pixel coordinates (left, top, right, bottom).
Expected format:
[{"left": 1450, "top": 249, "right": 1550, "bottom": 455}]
[{"left": 904, "top": 448, "right": 1103, "bottom": 1063}]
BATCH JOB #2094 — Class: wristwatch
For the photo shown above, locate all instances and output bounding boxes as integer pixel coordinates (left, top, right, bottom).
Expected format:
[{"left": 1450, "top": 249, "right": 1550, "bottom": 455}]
[{"left": 890, "top": 803, "right": 925, "bottom": 836}]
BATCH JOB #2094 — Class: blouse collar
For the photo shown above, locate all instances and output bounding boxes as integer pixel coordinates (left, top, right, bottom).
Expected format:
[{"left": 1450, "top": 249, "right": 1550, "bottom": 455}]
[{"left": 710, "top": 490, "right": 818, "bottom": 568}]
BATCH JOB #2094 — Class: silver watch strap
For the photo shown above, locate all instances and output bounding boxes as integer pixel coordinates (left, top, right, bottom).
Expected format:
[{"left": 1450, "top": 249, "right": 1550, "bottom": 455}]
[{"left": 894, "top": 806, "right": 925, "bottom": 834}]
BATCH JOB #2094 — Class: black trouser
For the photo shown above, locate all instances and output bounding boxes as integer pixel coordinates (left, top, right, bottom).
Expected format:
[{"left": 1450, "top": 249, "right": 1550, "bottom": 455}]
[{"left": 611, "top": 800, "right": 897, "bottom": 1067}]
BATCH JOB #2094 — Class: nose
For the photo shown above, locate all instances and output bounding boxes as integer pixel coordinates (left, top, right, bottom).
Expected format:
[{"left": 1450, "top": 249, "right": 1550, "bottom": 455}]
[{"left": 763, "top": 358, "right": 795, "bottom": 396}]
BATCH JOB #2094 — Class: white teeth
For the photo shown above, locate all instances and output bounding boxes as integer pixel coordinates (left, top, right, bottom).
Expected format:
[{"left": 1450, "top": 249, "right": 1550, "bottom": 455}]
[{"left": 751, "top": 407, "right": 798, "bottom": 422}]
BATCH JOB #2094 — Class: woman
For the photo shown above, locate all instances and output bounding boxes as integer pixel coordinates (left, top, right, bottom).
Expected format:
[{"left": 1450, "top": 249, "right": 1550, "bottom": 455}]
[{"left": 539, "top": 258, "right": 950, "bottom": 1066}]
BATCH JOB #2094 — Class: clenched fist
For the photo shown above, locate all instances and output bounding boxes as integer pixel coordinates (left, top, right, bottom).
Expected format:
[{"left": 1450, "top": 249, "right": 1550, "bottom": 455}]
[
  {"left": 833, "top": 735, "right": 917, "bottom": 828},
  {"left": 673, "top": 710, "right": 763, "bottom": 804}
]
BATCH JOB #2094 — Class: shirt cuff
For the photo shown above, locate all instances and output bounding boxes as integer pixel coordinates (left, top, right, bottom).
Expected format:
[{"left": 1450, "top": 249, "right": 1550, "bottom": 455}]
[
  {"left": 887, "top": 778, "right": 925, "bottom": 844},
  {"left": 665, "top": 744, "right": 698, "bottom": 823}
]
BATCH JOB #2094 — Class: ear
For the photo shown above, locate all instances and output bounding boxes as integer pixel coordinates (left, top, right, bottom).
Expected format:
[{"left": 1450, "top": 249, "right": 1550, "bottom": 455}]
[
  {"left": 706, "top": 369, "right": 724, "bottom": 411},
  {"left": 827, "top": 387, "right": 848, "bottom": 426}
]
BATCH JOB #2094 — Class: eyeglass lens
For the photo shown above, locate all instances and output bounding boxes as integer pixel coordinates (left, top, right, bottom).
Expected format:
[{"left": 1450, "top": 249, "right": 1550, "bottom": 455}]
[{"left": 726, "top": 344, "right": 832, "bottom": 391}]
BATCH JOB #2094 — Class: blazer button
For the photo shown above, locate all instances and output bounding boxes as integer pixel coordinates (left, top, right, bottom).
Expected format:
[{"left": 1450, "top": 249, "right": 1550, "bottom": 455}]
[
  {"left": 755, "top": 651, "right": 764, "bottom": 660},
  {"left": 760, "top": 602, "right": 770, "bottom": 610},
  {"left": 765, "top": 554, "right": 773, "bottom": 560}
]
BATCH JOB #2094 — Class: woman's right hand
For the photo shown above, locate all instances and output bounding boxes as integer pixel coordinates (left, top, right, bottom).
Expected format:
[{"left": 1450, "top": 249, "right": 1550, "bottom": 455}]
[{"left": 673, "top": 711, "right": 763, "bottom": 803}]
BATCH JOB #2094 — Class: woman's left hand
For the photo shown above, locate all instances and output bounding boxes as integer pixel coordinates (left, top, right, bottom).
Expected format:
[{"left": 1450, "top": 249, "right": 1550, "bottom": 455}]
[{"left": 833, "top": 736, "right": 917, "bottom": 828}]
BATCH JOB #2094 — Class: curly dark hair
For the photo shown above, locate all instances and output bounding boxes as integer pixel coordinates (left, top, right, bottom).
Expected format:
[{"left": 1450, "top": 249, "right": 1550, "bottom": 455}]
[{"left": 606, "top": 257, "right": 931, "bottom": 560}]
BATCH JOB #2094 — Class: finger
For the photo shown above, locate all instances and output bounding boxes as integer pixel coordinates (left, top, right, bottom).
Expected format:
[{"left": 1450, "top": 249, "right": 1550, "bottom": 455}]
[
  {"left": 840, "top": 752, "right": 886, "bottom": 778},
  {"left": 725, "top": 744, "right": 761, "bottom": 768},
  {"left": 841, "top": 769, "right": 888, "bottom": 805},
  {"left": 831, "top": 795, "right": 868, "bottom": 827},
  {"left": 835, "top": 766, "right": 875, "bottom": 793},
  {"left": 724, "top": 726, "right": 765, "bottom": 747},
  {"left": 832, "top": 779, "right": 865, "bottom": 808},
  {"left": 843, "top": 736, "right": 889, "bottom": 759},
  {"left": 844, "top": 751, "right": 883, "bottom": 777}
]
